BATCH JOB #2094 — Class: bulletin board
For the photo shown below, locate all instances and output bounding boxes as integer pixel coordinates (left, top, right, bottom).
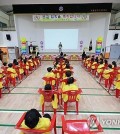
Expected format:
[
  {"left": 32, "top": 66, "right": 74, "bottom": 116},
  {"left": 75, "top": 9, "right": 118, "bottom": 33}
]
[{"left": 109, "top": 45, "right": 120, "bottom": 59}]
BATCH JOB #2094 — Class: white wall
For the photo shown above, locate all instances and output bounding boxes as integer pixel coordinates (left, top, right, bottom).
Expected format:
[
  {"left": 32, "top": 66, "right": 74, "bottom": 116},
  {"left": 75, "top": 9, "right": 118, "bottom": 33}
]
[
  {"left": 106, "top": 30, "right": 120, "bottom": 52},
  {"left": 0, "top": 31, "right": 18, "bottom": 47},
  {"left": 15, "top": 13, "right": 110, "bottom": 53}
]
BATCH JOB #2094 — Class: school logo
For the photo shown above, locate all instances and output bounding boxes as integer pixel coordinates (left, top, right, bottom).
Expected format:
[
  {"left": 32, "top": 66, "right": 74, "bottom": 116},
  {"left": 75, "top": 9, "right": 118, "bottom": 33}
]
[{"left": 59, "top": 6, "right": 63, "bottom": 11}]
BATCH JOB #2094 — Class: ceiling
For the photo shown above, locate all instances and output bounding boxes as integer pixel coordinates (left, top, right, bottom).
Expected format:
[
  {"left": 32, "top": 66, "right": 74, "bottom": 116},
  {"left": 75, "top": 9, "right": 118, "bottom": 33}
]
[
  {"left": 0, "top": 0, "right": 120, "bottom": 5},
  {"left": 0, "top": 0, "right": 120, "bottom": 13},
  {"left": 0, "top": 5, "right": 13, "bottom": 13},
  {"left": 112, "top": 3, "right": 120, "bottom": 13},
  {"left": 0, "top": 3, "right": 120, "bottom": 14}
]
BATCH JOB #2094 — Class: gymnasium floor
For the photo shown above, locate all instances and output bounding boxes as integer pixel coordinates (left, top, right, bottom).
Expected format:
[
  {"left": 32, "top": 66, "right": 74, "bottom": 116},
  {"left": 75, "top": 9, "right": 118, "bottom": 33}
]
[{"left": 0, "top": 61, "right": 120, "bottom": 134}]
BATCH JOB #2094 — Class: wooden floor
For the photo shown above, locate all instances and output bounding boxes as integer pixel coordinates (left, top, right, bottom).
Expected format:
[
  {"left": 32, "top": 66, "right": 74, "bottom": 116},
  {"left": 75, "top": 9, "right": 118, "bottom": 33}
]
[{"left": 0, "top": 61, "right": 120, "bottom": 134}]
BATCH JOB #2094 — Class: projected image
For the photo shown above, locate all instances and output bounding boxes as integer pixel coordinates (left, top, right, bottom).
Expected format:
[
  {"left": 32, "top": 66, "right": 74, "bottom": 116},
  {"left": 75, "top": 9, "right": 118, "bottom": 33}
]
[{"left": 44, "top": 29, "right": 78, "bottom": 50}]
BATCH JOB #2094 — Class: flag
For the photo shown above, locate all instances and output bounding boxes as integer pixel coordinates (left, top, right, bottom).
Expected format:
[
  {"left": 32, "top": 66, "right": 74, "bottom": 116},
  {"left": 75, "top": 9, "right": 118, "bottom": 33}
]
[{"left": 89, "top": 40, "right": 92, "bottom": 51}]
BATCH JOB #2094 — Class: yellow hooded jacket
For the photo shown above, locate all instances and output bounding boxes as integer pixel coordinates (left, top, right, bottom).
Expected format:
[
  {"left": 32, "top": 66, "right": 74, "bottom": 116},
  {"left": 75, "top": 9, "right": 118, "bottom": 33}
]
[
  {"left": 21, "top": 117, "right": 51, "bottom": 134},
  {"left": 62, "top": 84, "right": 80, "bottom": 102}
]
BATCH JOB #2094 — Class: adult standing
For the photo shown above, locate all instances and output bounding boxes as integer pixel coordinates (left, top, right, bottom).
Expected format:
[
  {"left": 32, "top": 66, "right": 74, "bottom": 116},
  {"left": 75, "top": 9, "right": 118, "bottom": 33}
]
[{"left": 58, "top": 42, "right": 62, "bottom": 54}]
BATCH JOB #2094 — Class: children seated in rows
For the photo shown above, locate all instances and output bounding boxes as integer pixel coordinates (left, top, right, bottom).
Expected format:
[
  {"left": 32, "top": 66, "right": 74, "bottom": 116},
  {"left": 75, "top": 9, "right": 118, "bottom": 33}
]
[{"left": 21, "top": 108, "right": 51, "bottom": 133}]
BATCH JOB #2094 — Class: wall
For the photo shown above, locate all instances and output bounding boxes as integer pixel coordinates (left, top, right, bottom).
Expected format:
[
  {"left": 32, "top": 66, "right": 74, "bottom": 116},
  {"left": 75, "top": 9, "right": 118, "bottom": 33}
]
[
  {"left": 15, "top": 13, "right": 110, "bottom": 53},
  {"left": 106, "top": 30, "right": 120, "bottom": 52},
  {"left": 0, "top": 31, "right": 18, "bottom": 47}
]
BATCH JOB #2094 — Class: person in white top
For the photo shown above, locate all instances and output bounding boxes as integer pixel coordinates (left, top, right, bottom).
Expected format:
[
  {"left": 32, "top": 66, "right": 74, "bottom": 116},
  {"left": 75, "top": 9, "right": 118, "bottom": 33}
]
[{"left": 58, "top": 42, "right": 62, "bottom": 54}]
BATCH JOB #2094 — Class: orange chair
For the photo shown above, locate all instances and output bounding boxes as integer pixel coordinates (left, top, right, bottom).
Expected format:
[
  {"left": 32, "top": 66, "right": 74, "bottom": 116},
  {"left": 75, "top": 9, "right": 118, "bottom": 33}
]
[
  {"left": 5, "top": 71, "right": 16, "bottom": 87},
  {"left": 15, "top": 113, "right": 56, "bottom": 134},
  {"left": 0, "top": 76, "right": 10, "bottom": 98},
  {"left": 97, "top": 66, "right": 105, "bottom": 79},
  {"left": 61, "top": 115, "right": 103, "bottom": 134},
  {"left": 116, "top": 88, "right": 120, "bottom": 98},
  {"left": 38, "top": 88, "right": 59, "bottom": 114},
  {"left": 52, "top": 69, "right": 61, "bottom": 81},
  {"left": 115, "top": 77, "right": 120, "bottom": 98},
  {"left": 91, "top": 64, "right": 99, "bottom": 76},
  {"left": 28, "top": 61, "right": 34, "bottom": 71},
  {"left": 14, "top": 65, "right": 24, "bottom": 81},
  {"left": 0, "top": 88, "right": 1, "bottom": 98},
  {"left": 42, "top": 77, "right": 58, "bottom": 90},
  {"left": 61, "top": 89, "right": 82, "bottom": 115},
  {"left": 22, "top": 64, "right": 29, "bottom": 76},
  {"left": 100, "top": 71, "right": 115, "bottom": 91},
  {"left": 1, "top": 66, "right": 8, "bottom": 75},
  {"left": 87, "top": 61, "right": 94, "bottom": 72}
]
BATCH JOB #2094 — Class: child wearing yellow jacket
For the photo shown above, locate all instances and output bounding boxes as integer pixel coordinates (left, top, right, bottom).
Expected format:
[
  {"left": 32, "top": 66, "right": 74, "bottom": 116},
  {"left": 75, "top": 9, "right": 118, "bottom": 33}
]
[
  {"left": 114, "top": 74, "right": 120, "bottom": 98},
  {"left": 112, "top": 61, "right": 117, "bottom": 69},
  {"left": 62, "top": 77, "right": 80, "bottom": 102},
  {"left": 62, "top": 64, "right": 71, "bottom": 78},
  {"left": 0, "top": 69, "right": 4, "bottom": 89},
  {"left": 28, "top": 56, "right": 34, "bottom": 67},
  {"left": 7, "top": 63, "right": 17, "bottom": 78},
  {"left": 61, "top": 71, "right": 72, "bottom": 88},
  {"left": 102, "top": 64, "right": 113, "bottom": 79},
  {"left": 40, "top": 84, "right": 58, "bottom": 110},
  {"left": 116, "top": 70, "right": 120, "bottom": 80},
  {"left": 21, "top": 109, "right": 51, "bottom": 134},
  {"left": 91, "top": 58, "right": 98, "bottom": 70},
  {"left": 97, "top": 60, "right": 104, "bottom": 74},
  {"left": 44, "top": 67, "right": 55, "bottom": 85},
  {"left": 85, "top": 56, "right": 90, "bottom": 67}
]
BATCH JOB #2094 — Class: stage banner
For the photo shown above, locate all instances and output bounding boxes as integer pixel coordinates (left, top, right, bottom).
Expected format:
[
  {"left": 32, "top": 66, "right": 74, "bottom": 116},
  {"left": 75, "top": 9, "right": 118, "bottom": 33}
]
[{"left": 33, "top": 14, "right": 89, "bottom": 22}]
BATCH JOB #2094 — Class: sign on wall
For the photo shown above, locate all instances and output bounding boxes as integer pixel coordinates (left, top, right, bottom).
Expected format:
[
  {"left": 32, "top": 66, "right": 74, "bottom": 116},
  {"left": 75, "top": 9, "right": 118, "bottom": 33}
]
[{"left": 33, "top": 14, "right": 89, "bottom": 22}]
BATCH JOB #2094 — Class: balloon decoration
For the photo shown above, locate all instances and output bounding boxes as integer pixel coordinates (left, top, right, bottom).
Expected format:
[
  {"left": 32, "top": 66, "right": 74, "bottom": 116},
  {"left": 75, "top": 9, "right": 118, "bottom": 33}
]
[
  {"left": 95, "top": 36, "right": 103, "bottom": 55},
  {"left": 20, "top": 37, "right": 27, "bottom": 54}
]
